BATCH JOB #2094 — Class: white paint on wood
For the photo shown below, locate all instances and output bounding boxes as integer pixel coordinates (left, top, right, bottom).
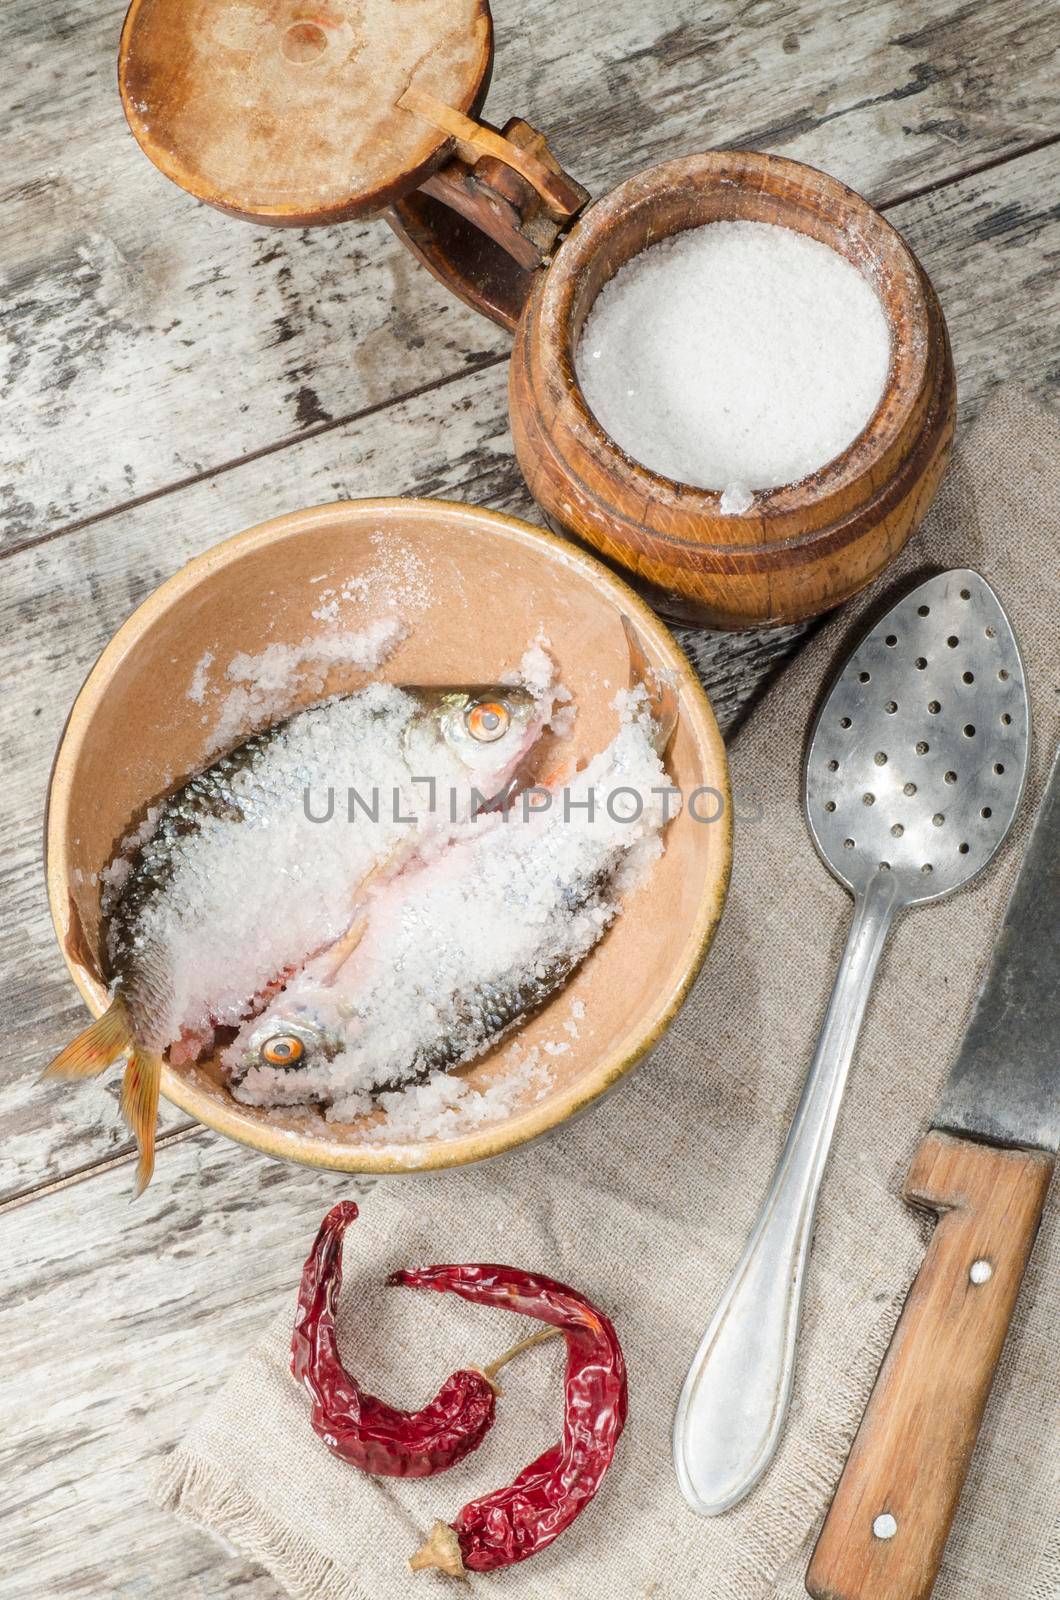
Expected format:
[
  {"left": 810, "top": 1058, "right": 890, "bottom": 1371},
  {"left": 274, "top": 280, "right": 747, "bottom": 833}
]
[
  {"left": 4, "top": 141, "right": 1060, "bottom": 1201},
  {"left": 1, "top": 1, "right": 1059, "bottom": 1592},
  {"left": 3, "top": 0, "right": 1058, "bottom": 548}
]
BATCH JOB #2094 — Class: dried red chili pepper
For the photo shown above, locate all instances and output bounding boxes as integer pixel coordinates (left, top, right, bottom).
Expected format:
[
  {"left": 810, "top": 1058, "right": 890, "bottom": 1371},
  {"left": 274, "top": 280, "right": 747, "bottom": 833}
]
[
  {"left": 290, "top": 1201, "right": 500, "bottom": 1477},
  {"left": 391, "top": 1263, "right": 628, "bottom": 1576}
]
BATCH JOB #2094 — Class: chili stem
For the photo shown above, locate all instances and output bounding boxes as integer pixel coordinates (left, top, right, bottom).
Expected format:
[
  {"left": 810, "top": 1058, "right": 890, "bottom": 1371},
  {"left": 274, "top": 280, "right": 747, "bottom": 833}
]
[
  {"left": 409, "top": 1520, "right": 468, "bottom": 1579},
  {"left": 482, "top": 1325, "right": 562, "bottom": 1381}
]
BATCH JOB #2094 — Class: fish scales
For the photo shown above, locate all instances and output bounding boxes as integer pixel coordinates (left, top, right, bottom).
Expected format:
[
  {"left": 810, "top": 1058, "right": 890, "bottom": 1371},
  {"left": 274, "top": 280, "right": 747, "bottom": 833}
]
[
  {"left": 46, "top": 623, "right": 675, "bottom": 1190},
  {"left": 45, "top": 677, "right": 548, "bottom": 1188},
  {"left": 227, "top": 708, "right": 672, "bottom": 1118}
]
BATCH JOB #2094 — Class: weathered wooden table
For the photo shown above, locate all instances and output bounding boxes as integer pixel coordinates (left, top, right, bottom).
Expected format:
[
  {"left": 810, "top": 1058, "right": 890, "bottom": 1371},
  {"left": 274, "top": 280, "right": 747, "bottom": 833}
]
[{"left": 2, "top": 0, "right": 1057, "bottom": 1593}]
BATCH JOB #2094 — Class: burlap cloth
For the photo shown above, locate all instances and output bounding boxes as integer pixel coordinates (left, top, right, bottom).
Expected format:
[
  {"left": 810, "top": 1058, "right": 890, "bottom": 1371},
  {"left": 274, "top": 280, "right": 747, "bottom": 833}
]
[{"left": 157, "top": 387, "right": 1060, "bottom": 1600}]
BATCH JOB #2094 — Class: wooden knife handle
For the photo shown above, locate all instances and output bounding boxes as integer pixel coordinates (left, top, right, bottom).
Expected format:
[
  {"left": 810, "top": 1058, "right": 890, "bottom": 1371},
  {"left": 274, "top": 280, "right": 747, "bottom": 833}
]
[{"left": 806, "top": 1130, "right": 1054, "bottom": 1600}]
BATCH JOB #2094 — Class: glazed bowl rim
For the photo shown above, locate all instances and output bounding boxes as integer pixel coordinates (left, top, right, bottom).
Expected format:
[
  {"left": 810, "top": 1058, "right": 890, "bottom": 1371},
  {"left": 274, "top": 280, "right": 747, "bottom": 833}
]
[{"left": 45, "top": 496, "right": 732, "bottom": 1176}]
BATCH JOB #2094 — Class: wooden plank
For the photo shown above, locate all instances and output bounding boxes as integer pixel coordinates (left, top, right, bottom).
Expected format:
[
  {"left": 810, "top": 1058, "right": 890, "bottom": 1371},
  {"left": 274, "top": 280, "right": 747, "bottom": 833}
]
[
  {"left": 0, "top": 1130, "right": 359, "bottom": 1600},
  {"left": 1, "top": 1072, "right": 1056, "bottom": 1599},
  {"left": 2, "top": 139, "right": 1058, "bottom": 1202},
  {"left": 3, "top": 0, "right": 1059, "bottom": 551}
]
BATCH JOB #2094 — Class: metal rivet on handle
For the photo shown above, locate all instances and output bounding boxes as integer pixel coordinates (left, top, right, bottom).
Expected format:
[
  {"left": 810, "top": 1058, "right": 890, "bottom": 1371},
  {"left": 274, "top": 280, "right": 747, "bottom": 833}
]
[
  {"left": 969, "top": 1259, "right": 993, "bottom": 1285},
  {"left": 873, "top": 1513, "right": 898, "bottom": 1540}
]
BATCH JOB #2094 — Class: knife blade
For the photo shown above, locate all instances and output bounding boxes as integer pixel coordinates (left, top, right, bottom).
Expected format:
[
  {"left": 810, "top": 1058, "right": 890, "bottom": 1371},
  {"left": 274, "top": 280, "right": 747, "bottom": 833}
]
[
  {"left": 807, "top": 747, "right": 1059, "bottom": 1600},
  {"left": 934, "top": 748, "right": 1060, "bottom": 1152}
]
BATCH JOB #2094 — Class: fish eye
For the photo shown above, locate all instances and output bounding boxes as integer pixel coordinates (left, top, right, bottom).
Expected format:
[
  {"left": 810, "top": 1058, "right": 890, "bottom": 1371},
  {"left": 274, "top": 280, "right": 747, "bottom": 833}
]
[
  {"left": 466, "top": 699, "right": 511, "bottom": 743},
  {"left": 260, "top": 1034, "right": 305, "bottom": 1067}
]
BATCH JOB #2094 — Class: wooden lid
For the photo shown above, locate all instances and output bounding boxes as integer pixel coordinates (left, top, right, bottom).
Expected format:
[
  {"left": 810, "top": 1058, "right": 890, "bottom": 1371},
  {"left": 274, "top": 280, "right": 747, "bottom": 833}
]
[{"left": 118, "top": 0, "right": 494, "bottom": 225}]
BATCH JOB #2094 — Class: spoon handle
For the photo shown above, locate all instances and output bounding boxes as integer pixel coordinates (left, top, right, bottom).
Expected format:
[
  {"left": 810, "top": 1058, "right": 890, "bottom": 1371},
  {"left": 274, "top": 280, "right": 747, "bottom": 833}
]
[{"left": 673, "top": 869, "right": 899, "bottom": 1516}]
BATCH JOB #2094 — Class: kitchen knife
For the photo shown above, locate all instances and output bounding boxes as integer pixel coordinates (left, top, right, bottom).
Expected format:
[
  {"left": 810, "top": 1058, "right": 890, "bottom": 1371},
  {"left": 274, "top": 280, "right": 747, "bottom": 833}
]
[{"left": 806, "top": 746, "right": 1060, "bottom": 1600}]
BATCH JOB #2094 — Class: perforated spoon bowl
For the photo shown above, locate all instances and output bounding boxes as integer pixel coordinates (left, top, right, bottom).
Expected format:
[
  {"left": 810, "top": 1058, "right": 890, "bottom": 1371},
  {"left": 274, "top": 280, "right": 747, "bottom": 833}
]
[{"left": 673, "top": 568, "right": 1030, "bottom": 1518}]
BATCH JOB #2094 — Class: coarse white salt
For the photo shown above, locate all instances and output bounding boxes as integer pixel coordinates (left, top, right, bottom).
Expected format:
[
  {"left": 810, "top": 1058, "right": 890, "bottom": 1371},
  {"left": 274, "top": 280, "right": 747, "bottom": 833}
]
[
  {"left": 719, "top": 482, "right": 754, "bottom": 517},
  {"left": 358, "top": 1043, "right": 556, "bottom": 1145},
  {"left": 227, "top": 698, "right": 675, "bottom": 1117},
  {"left": 114, "top": 687, "right": 489, "bottom": 1053},
  {"left": 503, "top": 640, "right": 556, "bottom": 700},
  {"left": 187, "top": 651, "right": 214, "bottom": 705},
  {"left": 225, "top": 615, "right": 407, "bottom": 695},
  {"left": 577, "top": 220, "right": 892, "bottom": 499},
  {"left": 106, "top": 656, "right": 557, "bottom": 1060},
  {"left": 100, "top": 805, "right": 163, "bottom": 915},
  {"left": 504, "top": 639, "right": 577, "bottom": 738},
  {"left": 200, "top": 616, "right": 407, "bottom": 752},
  {"left": 186, "top": 528, "right": 436, "bottom": 750}
]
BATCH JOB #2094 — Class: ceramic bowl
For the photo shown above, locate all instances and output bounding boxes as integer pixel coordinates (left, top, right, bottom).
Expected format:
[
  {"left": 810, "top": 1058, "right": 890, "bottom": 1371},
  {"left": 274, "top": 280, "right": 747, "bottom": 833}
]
[{"left": 46, "top": 498, "right": 731, "bottom": 1174}]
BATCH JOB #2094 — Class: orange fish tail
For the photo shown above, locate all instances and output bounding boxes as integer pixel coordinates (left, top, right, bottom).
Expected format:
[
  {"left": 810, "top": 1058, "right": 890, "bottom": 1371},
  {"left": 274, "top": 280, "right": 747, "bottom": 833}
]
[
  {"left": 42, "top": 996, "right": 132, "bottom": 1081},
  {"left": 119, "top": 1048, "right": 163, "bottom": 1197}
]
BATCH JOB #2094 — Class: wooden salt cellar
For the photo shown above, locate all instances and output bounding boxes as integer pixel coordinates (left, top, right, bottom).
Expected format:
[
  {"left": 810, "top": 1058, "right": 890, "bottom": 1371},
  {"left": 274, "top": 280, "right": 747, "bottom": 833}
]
[{"left": 119, "top": 0, "right": 955, "bottom": 630}]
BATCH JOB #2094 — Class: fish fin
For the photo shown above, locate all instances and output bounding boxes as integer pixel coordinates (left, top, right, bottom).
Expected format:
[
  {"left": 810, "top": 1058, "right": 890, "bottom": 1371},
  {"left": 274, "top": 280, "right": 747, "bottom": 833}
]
[
  {"left": 41, "top": 996, "right": 132, "bottom": 1081},
  {"left": 318, "top": 914, "right": 367, "bottom": 985},
  {"left": 316, "top": 838, "right": 412, "bottom": 983},
  {"left": 621, "top": 614, "right": 679, "bottom": 756},
  {"left": 43, "top": 999, "right": 159, "bottom": 1195},
  {"left": 119, "top": 1047, "right": 162, "bottom": 1197},
  {"left": 538, "top": 756, "right": 578, "bottom": 790}
]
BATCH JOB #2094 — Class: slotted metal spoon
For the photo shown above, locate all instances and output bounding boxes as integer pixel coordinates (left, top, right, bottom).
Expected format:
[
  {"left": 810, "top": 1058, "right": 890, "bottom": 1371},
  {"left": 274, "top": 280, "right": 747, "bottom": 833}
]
[{"left": 673, "top": 568, "right": 1030, "bottom": 1517}]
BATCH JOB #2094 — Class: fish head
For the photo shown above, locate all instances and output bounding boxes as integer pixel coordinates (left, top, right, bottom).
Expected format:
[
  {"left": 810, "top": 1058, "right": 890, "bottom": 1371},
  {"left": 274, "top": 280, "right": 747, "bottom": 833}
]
[
  {"left": 229, "top": 1015, "right": 334, "bottom": 1086},
  {"left": 416, "top": 685, "right": 546, "bottom": 796}
]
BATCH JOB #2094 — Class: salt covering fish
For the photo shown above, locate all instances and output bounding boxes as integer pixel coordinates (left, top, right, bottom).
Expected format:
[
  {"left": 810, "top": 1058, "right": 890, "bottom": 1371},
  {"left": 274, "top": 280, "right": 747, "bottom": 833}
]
[
  {"left": 43, "top": 679, "right": 549, "bottom": 1191},
  {"left": 227, "top": 622, "right": 680, "bottom": 1119}
]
